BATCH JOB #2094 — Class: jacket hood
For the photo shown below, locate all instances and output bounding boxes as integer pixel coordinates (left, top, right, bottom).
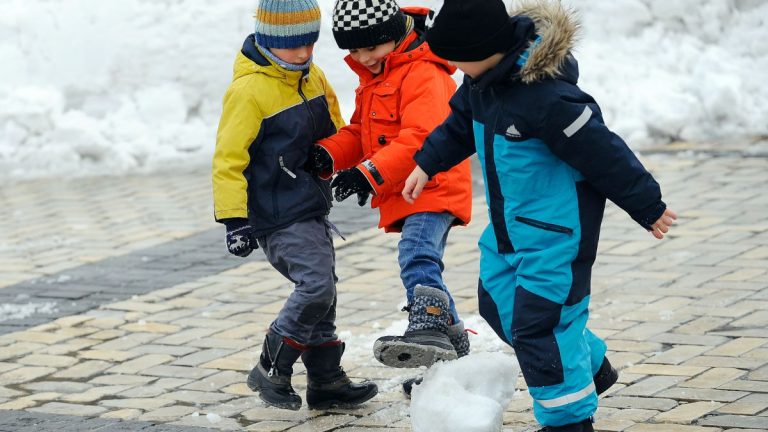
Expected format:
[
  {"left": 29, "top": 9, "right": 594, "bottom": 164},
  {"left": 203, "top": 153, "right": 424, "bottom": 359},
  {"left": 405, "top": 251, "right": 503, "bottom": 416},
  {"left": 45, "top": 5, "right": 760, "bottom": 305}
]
[
  {"left": 233, "top": 34, "right": 307, "bottom": 83},
  {"left": 512, "top": 0, "right": 580, "bottom": 84}
]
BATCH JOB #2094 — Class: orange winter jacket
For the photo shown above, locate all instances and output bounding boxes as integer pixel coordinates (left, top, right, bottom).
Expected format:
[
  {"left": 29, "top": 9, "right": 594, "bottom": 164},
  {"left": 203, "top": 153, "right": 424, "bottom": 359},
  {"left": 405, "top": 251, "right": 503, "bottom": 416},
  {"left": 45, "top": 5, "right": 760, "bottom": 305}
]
[{"left": 318, "top": 7, "right": 472, "bottom": 233}]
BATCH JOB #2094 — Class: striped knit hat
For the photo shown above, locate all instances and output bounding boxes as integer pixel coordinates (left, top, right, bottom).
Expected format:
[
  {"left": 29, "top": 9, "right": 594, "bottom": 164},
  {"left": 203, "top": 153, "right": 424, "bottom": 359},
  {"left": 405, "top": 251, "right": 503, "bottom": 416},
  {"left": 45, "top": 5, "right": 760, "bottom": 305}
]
[
  {"left": 332, "top": 0, "right": 407, "bottom": 50},
  {"left": 254, "top": 0, "right": 321, "bottom": 49}
]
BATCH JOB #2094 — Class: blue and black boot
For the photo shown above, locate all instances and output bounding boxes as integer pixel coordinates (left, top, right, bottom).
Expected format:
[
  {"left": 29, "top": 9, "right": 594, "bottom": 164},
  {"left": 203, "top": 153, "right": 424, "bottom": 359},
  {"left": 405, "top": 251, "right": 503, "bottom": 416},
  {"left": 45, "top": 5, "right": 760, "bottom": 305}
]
[
  {"left": 247, "top": 332, "right": 304, "bottom": 410},
  {"left": 303, "top": 341, "right": 378, "bottom": 410},
  {"left": 535, "top": 418, "right": 594, "bottom": 432},
  {"left": 402, "top": 319, "right": 471, "bottom": 397},
  {"left": 374, "top": 285, "right": 457, "bottom": 368}
]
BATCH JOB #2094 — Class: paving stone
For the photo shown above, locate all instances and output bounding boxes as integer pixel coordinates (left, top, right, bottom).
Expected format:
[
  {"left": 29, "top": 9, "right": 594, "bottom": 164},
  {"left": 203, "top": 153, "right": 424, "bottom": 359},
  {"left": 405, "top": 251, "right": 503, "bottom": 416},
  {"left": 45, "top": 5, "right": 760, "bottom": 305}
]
[
  {"left": 170, "top": 413, "right": 243, "bottom": 430},
  {"left": 656, "top": 388, "right": 749, "bottom": 403},
  {"left": 180, "top": 370, "right": 244, "bottom": 392},
  {"left": 624, "top": 364, "right": 709, "bottom": 377},
  {"left": 616, "top": 376, "right": 689, "bottom": 397},
  {"left": 141, "top": 365, "right": 218, "bottom": 380},
  {"left": 699, "top": 414, "right": 768, "bottom": 429},
  {"left": 28, "top": 402, "right": 108, "bottom": 417},
  {"left": 16, "top": 354, "right": 78, "bottom": 368},
  {"left": 681, "top": 368, "right": 747, "bottom": 388},
  {"left": 88, "top": 374, "right": 156, "bottom": 386},
  {"left": 0, "top": 366, "right": 56, "bottom": 385},
  {"left": 105, "top": 354, "right": 174, "bottom": 374},
  {"left": 138, "top": 405, "right": 198, "bottom": 422},
  {"left": 20, "top": 381, "right": 92, "bottom": 394},
  {"left": 0, "top": 392, "right": 60, "bottom": 410},
  {"left": 654, "top": 401, "right": 725, "bottom": 424},
  {"left": 172, "top": 348, "right": 236, "bottom": 367},
  {"left": 61, "top": 385, "right": 135, "bottom": 403},
  {"left": 718, "top": 393, "right": 768, "bottom": 415},
  {"left": 705, "top": 338, "right": 766, "bottom": 357},
  {"left": 626, "top": 425, "right": 721, "bottom": 431},
  {"left": 245, "top": 421, "right": 297, "bottom": 432},
  {"left": 99, "top": 397, "right": 175, "bottom": 410}
]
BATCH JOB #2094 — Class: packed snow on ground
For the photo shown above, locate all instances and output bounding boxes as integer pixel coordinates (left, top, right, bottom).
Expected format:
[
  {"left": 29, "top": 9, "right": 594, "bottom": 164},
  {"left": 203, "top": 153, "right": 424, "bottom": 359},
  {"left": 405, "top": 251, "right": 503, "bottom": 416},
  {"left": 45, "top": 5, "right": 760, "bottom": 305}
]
[
  {"left": 1, "top": 0, "right": 765, "bottom": 182},
  {"left": 0, "top": 301, "right": 57, "bottom": 322}
]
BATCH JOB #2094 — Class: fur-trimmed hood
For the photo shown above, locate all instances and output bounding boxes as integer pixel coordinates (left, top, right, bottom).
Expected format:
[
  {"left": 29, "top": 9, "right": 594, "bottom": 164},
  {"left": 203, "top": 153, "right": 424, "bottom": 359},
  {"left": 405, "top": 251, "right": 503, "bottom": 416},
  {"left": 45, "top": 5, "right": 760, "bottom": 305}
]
[{"left": 512, "top": 0, "right": 580, "bottom": 84}]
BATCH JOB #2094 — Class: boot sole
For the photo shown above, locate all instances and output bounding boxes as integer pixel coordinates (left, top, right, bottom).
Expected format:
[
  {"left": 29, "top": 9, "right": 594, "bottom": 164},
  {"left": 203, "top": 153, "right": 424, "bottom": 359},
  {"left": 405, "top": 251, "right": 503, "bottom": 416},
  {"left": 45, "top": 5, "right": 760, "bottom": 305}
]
[
  {"left": 307, "top": 386, "right": 379, "bottom": 410},
  {"left": 373, "top": 339, "right": 457, "bottom": 368},
  {"left": 247, "top": 370, "right": 302, "bottom": 411}
]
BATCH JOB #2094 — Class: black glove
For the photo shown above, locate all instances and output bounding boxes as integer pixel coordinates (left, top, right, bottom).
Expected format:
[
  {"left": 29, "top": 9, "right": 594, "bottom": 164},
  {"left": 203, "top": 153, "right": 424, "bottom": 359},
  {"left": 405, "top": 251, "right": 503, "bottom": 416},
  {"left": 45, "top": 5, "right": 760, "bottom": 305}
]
[
  {"left": 331, "top": 168, "right": 373, "bottom": 203},
  {"left": 305, "top": 145, "right": 333, "bottom": 176},
  {"left": 224, "top": 218, "right": 257, "bottom": 257}
]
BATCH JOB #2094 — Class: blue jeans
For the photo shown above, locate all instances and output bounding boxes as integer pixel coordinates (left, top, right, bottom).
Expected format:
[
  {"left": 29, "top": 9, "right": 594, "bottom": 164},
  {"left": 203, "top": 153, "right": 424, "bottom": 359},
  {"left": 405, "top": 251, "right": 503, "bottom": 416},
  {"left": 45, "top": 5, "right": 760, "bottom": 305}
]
[{"left": 398, "top": 212, "right": 460, "bottom": 324}]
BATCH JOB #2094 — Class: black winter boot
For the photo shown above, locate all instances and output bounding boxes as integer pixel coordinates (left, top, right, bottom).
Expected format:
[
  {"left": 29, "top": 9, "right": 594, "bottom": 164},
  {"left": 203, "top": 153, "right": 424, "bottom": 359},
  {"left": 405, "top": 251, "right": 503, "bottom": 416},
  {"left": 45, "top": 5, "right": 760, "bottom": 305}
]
[
  {"left": 535, "top": 418, "right": 594, "bottom": 431},
  {"left": 247, "top": 333, "right": 304, "bottom": 410},
  {"left": 374, "top": 285, "right": 457, "bottom": 368},
  {"left": 594, "top": 356, "right": 619, "bottom": 395},
  {"left": 302, "top": 341, "right": 378, "bottom": 410},
  {"left": 402, "top": 320, "right": 471, "bottom": 397}
]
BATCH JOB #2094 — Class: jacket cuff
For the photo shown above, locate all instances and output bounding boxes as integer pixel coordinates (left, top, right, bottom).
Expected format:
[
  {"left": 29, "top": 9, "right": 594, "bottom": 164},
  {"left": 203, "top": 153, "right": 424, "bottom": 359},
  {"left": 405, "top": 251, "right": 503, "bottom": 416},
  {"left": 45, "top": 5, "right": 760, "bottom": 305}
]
[
  {"left": 632, "top": 201, "right": 667, "bottom": 231},
  {"left": 413, "top": 149, "right": 442, "bottom": 178},
  {"left": 356, "top": 161, "right": 381, "bottom": 195},
  {"left": 221, "top": 217, "right": 249, "bottom": 231},
  {"left": 316, "top": 143, "right": 336, "bottom": 180}
]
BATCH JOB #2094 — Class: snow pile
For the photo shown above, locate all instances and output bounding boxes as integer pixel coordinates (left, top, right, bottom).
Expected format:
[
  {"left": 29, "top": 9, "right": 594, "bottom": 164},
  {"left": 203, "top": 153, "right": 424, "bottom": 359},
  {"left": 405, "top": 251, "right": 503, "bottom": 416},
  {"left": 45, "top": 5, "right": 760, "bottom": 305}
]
[
  {"left": 574, "top": 0, "right": 768, "bottom": 147},
  {"left": 410, "top": 352, "right": 520, "bottom": 432},
  {"left": 0, "top": 0, "right": 765, "bottom": 181}
]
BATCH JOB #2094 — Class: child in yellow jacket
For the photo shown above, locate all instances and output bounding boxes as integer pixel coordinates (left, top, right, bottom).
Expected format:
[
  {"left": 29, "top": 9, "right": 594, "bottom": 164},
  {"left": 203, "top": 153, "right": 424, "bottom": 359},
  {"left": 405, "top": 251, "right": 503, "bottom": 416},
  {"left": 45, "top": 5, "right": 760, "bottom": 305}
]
[{"left": 212, "top": 0, "right": 377, "bottom": 411}]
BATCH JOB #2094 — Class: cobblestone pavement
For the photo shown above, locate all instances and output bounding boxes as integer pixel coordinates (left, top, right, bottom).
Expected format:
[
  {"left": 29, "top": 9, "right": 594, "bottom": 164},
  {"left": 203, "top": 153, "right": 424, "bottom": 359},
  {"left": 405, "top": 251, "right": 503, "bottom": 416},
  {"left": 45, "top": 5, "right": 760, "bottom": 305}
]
[{"left": 0, "top": 152, "right": 767, "bottom": 431}]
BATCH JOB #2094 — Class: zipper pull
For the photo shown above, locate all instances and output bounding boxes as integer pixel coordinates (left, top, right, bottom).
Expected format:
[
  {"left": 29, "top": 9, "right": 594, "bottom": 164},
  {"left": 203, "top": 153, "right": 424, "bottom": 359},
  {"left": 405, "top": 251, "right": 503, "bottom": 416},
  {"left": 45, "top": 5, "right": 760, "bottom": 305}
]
[{"left": 279, "top": 156, "right": 297, "bottom": 179}]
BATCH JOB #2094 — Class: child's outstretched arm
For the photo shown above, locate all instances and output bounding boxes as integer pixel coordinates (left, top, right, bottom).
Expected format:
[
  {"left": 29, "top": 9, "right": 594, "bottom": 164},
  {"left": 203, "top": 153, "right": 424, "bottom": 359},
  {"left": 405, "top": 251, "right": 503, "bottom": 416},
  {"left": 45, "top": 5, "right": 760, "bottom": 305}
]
[
  {"left": 402, "top": 165, "right": 429, "bottom": 204},
  {"left": 537, "top": 93, "right": 669, "bottom": 232},
  {"left": 650, "top": 208, "right": 677, "bottom": 239}
]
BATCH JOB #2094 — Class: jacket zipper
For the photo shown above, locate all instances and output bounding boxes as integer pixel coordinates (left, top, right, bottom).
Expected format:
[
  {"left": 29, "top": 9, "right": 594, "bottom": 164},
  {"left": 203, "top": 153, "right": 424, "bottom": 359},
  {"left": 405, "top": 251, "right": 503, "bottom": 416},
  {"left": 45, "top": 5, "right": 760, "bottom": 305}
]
[
  {"left": 298, "top": 76, "right": 316, "bottom": 133},
  {"left": 515, "top": 216, "right": 573, "bottom": 235},
  {"left": 298, "top": 74, "right": 332, "bottom": 211}
]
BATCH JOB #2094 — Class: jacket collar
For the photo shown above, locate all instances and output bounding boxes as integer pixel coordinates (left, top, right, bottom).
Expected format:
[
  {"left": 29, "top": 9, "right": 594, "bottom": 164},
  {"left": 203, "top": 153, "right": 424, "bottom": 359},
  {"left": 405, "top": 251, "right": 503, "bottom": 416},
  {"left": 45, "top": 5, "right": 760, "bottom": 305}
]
[
  {"left": 236, "top": 34, "right": 308, "bottom": 84},
  {"left": 473, "top": 1, "right": 581, "bottom": 89}
]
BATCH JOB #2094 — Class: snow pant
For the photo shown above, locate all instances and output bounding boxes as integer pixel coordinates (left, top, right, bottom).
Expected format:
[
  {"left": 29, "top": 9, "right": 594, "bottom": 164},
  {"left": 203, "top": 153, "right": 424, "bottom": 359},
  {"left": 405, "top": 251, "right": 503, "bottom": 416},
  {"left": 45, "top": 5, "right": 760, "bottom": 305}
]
[
  {"left": 397, "top": 211, "right": 460, "bottom": 324},
  {"left": 257, "top": 216, "right": 338, "bottom": 346},
  {"left": 476, "top": 225, "right": 607, "bottom": 427}
]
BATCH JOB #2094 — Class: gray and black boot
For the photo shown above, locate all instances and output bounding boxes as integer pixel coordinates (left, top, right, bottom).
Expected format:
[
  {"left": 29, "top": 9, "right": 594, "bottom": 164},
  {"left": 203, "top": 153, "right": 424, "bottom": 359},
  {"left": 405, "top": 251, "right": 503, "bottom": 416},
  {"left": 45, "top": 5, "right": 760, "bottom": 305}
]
[
  {"left": 247, "top": 332, "right": 304, "bottom": 410},
  {"left": 402, "top": 320, "right": 471, "bottom": 397},
  {"left": 374, "top": 285, "right": 457, "bottom": 368},
  {"left": 303, "top": 341, "right": 379, "bottom": 410}
]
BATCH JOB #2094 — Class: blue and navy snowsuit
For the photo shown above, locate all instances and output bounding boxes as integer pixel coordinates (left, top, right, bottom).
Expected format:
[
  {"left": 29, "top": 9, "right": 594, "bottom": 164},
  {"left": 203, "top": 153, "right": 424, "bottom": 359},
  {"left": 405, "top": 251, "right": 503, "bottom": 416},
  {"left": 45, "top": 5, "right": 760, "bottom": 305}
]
[{"left": 414, "top": 12, "right": 667, "bottom": 428}]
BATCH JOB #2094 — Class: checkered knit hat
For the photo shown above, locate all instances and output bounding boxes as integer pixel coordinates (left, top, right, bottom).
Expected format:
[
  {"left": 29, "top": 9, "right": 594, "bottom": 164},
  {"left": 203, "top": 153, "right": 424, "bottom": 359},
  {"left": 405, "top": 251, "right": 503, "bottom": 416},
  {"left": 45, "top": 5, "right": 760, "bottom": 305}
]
[
  {"left": 254, "top": 0, "right": 321, "bottom": 49},
  {"left": 332, "top": 0, "right": 407, "bottom": 49}
]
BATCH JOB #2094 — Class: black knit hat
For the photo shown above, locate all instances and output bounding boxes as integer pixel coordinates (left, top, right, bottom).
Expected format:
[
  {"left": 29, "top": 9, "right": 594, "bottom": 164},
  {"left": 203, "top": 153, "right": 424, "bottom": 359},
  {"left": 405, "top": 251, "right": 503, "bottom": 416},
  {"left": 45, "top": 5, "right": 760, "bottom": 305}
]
[
  {"left": 332, "top": 0, "right": 407, "bottom": 50},
  {"left": 427, "top": 0, "right": 518, "bottom": 61}
]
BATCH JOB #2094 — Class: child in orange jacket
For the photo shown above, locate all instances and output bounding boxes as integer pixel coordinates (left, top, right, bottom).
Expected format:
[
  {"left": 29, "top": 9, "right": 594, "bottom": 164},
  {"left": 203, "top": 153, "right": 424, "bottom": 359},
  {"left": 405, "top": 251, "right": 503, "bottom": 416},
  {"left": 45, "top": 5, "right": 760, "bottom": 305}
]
[{"left": 306, "top": 1, "right": 473, "bottom": 375}]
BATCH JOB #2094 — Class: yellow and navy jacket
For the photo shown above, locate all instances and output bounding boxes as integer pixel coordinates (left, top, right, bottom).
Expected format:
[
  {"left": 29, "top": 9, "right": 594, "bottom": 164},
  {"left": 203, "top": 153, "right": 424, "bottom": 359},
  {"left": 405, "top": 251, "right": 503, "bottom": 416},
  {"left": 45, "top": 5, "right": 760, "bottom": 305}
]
[{"left": 212, "top": 35, "right": 345, "bottom": 236}]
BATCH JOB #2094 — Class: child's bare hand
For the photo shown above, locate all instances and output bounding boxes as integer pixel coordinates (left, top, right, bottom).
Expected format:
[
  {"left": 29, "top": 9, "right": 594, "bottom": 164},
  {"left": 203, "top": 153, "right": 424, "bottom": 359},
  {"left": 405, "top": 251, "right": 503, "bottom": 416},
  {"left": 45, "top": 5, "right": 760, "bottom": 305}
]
[
  {"left": 650, "top": 208, "right": 677, "bottom": 239},
  {"left": 402, "top": 166, "right": 429, "bottom": 204}
]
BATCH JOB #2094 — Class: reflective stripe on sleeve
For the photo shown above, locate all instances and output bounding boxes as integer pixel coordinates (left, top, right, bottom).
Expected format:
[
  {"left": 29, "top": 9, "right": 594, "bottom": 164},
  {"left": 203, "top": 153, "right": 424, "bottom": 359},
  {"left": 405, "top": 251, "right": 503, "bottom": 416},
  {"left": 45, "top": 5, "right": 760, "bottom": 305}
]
[{"left": 563, "top": 106, "right": 593, "bottom": 138}]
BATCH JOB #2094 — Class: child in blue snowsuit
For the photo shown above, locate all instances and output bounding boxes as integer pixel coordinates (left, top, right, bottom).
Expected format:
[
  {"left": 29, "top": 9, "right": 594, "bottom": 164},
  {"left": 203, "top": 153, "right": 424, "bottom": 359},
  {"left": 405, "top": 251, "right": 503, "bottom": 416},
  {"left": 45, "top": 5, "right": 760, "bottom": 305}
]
[{"left": 402, "top": 1, "right": 677, "bottom": 431}]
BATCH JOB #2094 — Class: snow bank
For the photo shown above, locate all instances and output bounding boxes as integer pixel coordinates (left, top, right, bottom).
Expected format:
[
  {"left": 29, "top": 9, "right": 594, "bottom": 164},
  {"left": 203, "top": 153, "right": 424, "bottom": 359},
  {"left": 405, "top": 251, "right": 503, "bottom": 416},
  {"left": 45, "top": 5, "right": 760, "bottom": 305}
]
[{"left": 0, "top": 0, "right": 765, "bottom": 181}]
